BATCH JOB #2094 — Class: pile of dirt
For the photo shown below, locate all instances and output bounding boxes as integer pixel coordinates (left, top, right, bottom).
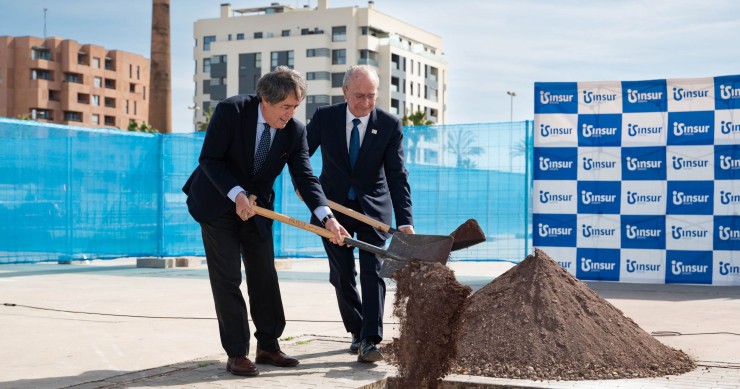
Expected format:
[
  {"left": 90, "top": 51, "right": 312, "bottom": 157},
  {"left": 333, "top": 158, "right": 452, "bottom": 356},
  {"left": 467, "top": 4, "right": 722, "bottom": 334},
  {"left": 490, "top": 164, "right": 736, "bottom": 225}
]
[
  {"left": 455, "top": 248, "right": 695, "bottom": 380},
  {"left": 385, "top": 261, "right": 472, "bottom": 388}
]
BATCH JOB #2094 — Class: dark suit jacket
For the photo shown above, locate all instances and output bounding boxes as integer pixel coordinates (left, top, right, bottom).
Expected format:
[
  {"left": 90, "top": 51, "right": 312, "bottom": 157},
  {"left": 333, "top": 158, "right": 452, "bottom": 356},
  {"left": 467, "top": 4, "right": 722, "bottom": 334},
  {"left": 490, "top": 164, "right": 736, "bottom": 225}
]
[
  {"left": 183, "top": 94, "right": 327, "bottom": 238},
  {"left": 306, "top": 103, "right": 413, "bottom": 240}
]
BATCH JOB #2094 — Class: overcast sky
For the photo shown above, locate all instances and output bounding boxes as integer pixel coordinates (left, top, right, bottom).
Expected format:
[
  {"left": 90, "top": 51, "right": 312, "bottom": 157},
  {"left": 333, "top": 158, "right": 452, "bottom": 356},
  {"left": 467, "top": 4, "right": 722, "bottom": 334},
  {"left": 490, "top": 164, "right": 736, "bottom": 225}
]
[{"left": 2, "top": 0, "right": 739, "bottom": 133}]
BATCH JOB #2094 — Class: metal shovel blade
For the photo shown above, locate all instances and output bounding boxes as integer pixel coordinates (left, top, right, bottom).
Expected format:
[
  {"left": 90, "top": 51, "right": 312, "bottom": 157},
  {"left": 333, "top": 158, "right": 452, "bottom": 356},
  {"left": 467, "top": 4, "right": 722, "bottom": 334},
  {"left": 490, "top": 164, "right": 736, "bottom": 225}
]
[{"left": 378, "top": 233, "right": 454, "bottom": 278}]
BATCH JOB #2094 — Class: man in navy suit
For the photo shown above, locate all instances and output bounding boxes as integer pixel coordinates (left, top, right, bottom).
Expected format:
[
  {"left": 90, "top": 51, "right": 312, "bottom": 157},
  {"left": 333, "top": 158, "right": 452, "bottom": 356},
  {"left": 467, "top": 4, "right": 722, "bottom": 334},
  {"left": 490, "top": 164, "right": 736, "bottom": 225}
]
[
  {"left": 305, "top": 65, "right": 415, "bottom": 362},
  {"left": 183, "top": 66, "right": 347, "bottom": 376}
]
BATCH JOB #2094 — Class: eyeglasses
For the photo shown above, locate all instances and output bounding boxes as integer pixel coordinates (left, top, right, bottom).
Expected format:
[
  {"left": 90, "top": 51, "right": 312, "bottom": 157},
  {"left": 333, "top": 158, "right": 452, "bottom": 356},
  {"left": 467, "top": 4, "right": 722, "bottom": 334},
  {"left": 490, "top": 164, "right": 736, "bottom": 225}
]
[{"left": 351, "top": 93, "right": 377, "bottom": 101}]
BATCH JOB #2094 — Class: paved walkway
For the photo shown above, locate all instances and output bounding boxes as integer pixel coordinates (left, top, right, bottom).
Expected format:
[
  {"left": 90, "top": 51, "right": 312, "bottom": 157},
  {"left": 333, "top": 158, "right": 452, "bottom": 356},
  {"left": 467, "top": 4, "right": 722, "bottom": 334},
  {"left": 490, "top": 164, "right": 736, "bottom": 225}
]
[{"left": 1, "top": 258, "right": 739, "bottom": 388}]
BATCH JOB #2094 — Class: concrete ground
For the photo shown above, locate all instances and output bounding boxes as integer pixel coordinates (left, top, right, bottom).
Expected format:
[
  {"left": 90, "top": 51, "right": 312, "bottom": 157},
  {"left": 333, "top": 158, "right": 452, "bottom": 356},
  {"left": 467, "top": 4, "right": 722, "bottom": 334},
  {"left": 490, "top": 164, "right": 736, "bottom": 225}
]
[{"left": 0, "top": 257, "right": 738, "bottom": 388}]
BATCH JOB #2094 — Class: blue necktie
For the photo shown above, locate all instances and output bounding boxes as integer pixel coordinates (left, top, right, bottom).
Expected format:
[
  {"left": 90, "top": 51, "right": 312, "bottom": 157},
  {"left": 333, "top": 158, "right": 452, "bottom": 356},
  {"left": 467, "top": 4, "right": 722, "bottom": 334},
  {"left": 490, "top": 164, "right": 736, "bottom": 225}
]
[
  {"left": 253, "top": 123, "right": 271, "bottom": 175},
  {"left": 347, "top": 118, "right": 361, "bottom": 200}
]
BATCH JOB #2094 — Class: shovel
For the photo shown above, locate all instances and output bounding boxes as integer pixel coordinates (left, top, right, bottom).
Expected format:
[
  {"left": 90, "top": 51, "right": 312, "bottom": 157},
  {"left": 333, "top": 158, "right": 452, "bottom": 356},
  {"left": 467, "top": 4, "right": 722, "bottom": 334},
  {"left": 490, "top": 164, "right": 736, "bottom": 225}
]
[
  {"left": 242, "top": 205, "right": 453, "bottom": 278},
  {"left": 326, "top": 200, "right": 486, "bottom": 251}
]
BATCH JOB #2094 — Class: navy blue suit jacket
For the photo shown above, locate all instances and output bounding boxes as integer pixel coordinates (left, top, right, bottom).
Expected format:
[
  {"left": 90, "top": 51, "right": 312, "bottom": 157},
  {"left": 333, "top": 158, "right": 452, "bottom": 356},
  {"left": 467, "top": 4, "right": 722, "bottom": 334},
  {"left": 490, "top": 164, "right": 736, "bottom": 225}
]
[
  {"left": 183, "top": 94, "right": 327, "bottom": 238},
  {"left": 306, "top": 103, "right": 413, "bottom": 240}
]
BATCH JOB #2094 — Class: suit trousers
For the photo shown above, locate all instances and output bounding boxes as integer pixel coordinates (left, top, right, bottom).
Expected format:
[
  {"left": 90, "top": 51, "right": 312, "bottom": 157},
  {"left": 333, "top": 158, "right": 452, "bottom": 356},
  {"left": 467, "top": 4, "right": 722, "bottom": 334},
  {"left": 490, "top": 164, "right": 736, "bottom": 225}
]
[
  {"left": 201, "top": 212, "right": 284, "bottom": 357},
  {"left": 321, "top": 200, "right": 386, "bottom": 343}
]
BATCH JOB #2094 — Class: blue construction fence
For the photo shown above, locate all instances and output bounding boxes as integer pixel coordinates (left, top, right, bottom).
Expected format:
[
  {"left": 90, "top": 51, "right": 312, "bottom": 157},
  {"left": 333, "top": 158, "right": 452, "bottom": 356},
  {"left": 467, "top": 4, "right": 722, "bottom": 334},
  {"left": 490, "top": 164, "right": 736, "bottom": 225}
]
[{"left": 0, "top": 117, "right": 534, "bottom": 264}]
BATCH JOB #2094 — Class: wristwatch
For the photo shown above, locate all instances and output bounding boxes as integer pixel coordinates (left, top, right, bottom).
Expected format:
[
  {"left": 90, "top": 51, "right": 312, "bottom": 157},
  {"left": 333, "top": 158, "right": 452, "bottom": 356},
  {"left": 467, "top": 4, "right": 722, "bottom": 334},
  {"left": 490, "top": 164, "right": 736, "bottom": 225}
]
[{"left": 322, "top": 214, "right": 335, "bottom": 226}]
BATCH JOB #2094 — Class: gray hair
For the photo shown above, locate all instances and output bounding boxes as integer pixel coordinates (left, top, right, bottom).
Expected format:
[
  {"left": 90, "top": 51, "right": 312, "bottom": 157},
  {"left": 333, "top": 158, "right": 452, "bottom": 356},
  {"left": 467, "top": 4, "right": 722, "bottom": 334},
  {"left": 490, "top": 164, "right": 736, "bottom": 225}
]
[
  {"left": 256, "top": 66, "right": 307, "bottom": 103},
  {"left": 342, "top": 65, "right": 379, "bottom": 89}
]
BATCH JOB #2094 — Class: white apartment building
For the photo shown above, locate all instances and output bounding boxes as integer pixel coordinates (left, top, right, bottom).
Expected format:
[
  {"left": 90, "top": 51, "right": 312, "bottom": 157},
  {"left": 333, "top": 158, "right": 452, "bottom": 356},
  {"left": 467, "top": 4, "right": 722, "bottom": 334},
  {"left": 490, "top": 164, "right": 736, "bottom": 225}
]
[{"left": 192, "top": 0, "right": 448, "bottom": 127}]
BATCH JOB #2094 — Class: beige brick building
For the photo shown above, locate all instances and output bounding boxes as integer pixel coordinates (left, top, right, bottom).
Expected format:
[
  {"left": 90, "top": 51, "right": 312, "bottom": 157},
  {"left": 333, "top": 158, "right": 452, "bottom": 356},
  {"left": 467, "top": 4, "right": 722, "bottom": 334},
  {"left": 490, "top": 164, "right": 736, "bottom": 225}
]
[
  {"left": 0, "top": 36, "right": 150, "bottom": 130},
  {"left": 193, "top": 0, "right": 448, "bottom": 127}
]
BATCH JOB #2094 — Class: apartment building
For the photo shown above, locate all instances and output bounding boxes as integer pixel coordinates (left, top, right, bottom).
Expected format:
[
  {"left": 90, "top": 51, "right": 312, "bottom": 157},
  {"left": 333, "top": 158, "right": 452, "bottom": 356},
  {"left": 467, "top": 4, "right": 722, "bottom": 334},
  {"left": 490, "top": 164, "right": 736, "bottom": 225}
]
[
  {"left": 193, "top": 0, "right": 448, "bottom": 126},
  {"left": 0, "top": 36, "right": 150, "bottom": 129}
]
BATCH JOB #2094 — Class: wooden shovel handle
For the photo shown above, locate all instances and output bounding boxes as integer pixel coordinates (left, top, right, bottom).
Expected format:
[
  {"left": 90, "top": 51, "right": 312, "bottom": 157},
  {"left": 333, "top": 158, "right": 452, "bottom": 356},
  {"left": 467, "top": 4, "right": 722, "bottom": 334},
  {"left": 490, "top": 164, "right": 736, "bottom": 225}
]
[
  {"left": 327, "top": 200, "right": 395, "bottom": 233},
  {"left": 242, "top": 203, "right": 336, "bottom": 240}
]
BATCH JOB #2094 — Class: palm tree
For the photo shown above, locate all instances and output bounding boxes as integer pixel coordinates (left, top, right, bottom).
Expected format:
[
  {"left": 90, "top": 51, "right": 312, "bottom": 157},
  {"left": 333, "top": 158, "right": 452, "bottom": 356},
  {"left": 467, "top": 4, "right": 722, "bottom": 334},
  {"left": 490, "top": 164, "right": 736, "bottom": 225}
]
[
  {"left": 196, "top": 108, "right": 214, "bottom": 132},
  {"left": 447, "top": 128, "right": 485, "bottom": 168},
  {"left": 401, "top": 110, "right": 432, "bottom": 126},
  {"left": 127, "top": 119, "right": 158, "bottom": 133},
  {"left": 401, "top": 110, "right": 434, "bottom": 164}
]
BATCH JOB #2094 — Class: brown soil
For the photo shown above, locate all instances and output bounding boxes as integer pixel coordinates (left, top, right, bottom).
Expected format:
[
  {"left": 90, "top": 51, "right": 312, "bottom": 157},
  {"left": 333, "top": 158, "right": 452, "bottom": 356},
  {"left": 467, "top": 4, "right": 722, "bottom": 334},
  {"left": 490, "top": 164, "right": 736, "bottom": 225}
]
[
  {"left": 455, "top": 248, "right": 696, "bottom": 380},
  {"left": 385, "top": 261, "right": 472, "bottom": 388}
]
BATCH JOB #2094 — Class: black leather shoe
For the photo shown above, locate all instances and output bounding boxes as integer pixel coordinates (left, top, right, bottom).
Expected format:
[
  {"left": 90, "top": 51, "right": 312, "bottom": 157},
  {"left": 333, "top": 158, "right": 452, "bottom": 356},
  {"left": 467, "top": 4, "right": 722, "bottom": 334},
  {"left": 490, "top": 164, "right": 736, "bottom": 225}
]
[
  {"left": 255, "top": 346, "right": 300, "bottom": 367},
  {"left": 358, "top": 338, "right": 383, "bottom": 363},
  {"left": 226, "top": 356, "right": 259, "bottom": 376},
  {"left": 349, "top": 333, "right": 361, "bottom": 354}
]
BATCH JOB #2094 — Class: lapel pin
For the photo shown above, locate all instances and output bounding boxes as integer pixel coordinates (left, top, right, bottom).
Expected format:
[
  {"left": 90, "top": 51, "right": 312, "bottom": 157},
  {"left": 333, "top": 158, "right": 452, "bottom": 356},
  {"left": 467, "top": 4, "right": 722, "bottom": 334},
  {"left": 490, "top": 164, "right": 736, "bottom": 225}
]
[{"left": 371, "top": 129, "right": 378, "bottom": 135}]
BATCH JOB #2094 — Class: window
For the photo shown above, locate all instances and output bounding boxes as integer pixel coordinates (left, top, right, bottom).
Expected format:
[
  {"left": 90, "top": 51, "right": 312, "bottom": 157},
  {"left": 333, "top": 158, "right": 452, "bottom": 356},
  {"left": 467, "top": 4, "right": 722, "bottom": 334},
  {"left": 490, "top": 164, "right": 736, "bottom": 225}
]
[
  {"left": 129, "top": 64, "right": 133, "bottom": 78},
  {"left": 332, "top": 72, "right": 344, "bottom": 88},
  {"left": 306, "top": 95, "right": 330, "bottom": 104},
  {"left": 92, "top": 57, "right": 100, "bottom": 68},
  {"left": 129, "top": 83, "right": 136, "bottom": 93},
  {"left": 359, "top": 49, "right": 378, "bottom": 66},
  {"left": 254, "top": 53, "right": 261, "bottom": 68},
  {"left": 125, "top": 100, "right": 129, "bottom": 114},
  {"left": 104, "top": 97, "right": 116, "bottom": 108},
  {"left": 92, "top": 95, "right": 100, "bottom": 106},
  {"left": 77, "top": 52, "right": 88, "bottom": 65},
  {"left": 31, "top": 108, "right": 52, "bottom": 120},
  {"left": 306, "top": 71, "right": 330, "bottom": 81},
  {"left": 49, "top": 90, "right": 60, "bottom": 101},
  {"left": 94, "top": 77, "right": 102, "bottom": 88},
  {"left": 31, "top": 69, "right": 52, "bottom": 81},
  {"left": 282, "top": 29, "right": 291, "bottom": 37},
  {"left": 228, "top": 34, "right": 232, "bottom": 41},
  {"left": 237, "top": 33, "right": 244, "bottom": 40},
  {"left": 104, "top": 116, "right": 115, "bottom": 126},
  {"left": 306, "top": 48, "right": 330, "bottom": 58},
  {"left": 64, "top": 111, "right": 82, "bottom": 122},
  {"left": 332, "top": 26, "right": 346, "bottom": 42},
  {"left": 332, "top": 49, "right": 346, "bottom": 65},
  {"left": 391, "top": 77, "right": 400, "bottom": 92},
  {"left": 105, "top": 57, "right": 114, "bottom": 70},
  {"left": 77, "top": 93, "right": 90, "bottom": 104},
  {"left": 203, "top": 35, "right": 216, "bottom": 51},
  {"left": 203, "top": 58, "right": 211, "bottom": 73},
  {"left": 64, "top": 73, "right": 82, "bottom": 84},
  {"left": 254, "top": 32, "right": 263, "bottom": 39},
  {"left": 31, "top": 47, "right": 51, "bottom": 60},
  {"left": 271, "top": 50, "right": 294, "bottom": 68},
  {"left": 91, "top": 114, "right": 100, "bottom": 125},
  {"left": 391, "top": 99, "right": 399, "bottom": 115},
  {"left": 105, "top": 79, "right": 116, "bottom": 89}
]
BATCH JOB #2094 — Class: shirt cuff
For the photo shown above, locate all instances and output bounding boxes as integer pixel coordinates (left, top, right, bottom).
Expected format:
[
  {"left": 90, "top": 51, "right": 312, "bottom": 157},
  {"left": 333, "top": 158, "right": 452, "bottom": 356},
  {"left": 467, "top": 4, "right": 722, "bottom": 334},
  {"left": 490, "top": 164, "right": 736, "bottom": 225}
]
[
  {"left": 398, "top": 224, "right": 413, "bottom": 230},
  {"left": 228, "top": 186, "right": 246, "bottom": 203},
  {"left": 314, "top": 206, "right": 332, "bottom": 222}
]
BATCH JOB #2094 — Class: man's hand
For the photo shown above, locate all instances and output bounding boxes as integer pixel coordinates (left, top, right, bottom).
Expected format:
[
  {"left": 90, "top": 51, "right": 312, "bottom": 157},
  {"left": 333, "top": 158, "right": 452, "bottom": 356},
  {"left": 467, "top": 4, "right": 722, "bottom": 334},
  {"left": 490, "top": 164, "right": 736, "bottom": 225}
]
[
  {"left": 399, "top": 225, "right": 415, "bottom": 234},
  {"left": 237, "top": 193, "right": 257, "bottom": 221},
  {"left": 324, "top": 217, "right": 349, "bottom": 246}
]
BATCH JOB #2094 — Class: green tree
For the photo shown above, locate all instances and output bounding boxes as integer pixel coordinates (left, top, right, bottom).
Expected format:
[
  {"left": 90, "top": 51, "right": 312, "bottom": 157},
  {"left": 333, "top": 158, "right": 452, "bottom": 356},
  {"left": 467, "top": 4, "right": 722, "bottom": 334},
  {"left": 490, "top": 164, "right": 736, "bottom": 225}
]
[
  {"left": 196, "top": 108, "right": 214, "bottom": 132},
  {"left": 401, "top": 111, "right": 432, "bottom": 126},
  {"left": 401, "top": 110, "right": 434, "bottom": 164},
  {"left": 447, "top": 128, "right": 485, "bottom": 168},
  {"left": 127, "top": 119, "right": 158, "bottom": 133}
]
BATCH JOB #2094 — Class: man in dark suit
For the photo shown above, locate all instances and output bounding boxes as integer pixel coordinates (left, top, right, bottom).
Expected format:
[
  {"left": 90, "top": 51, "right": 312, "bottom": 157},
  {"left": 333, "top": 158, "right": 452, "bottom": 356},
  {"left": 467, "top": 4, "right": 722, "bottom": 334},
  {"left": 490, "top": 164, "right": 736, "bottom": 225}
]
[
  {"left": 305, "top": 65, "right": 415, "bottom": 363},
  {"left": 182, "top": 66, "right": 347, "bottom": 377}
]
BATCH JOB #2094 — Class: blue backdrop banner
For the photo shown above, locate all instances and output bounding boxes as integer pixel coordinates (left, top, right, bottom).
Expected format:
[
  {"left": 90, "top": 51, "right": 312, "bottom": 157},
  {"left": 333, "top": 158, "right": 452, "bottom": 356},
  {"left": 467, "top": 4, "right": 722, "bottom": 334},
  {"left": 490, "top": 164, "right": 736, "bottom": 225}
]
[{"left": 533, "top": 74, "right": 740, "bottom": 286}]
